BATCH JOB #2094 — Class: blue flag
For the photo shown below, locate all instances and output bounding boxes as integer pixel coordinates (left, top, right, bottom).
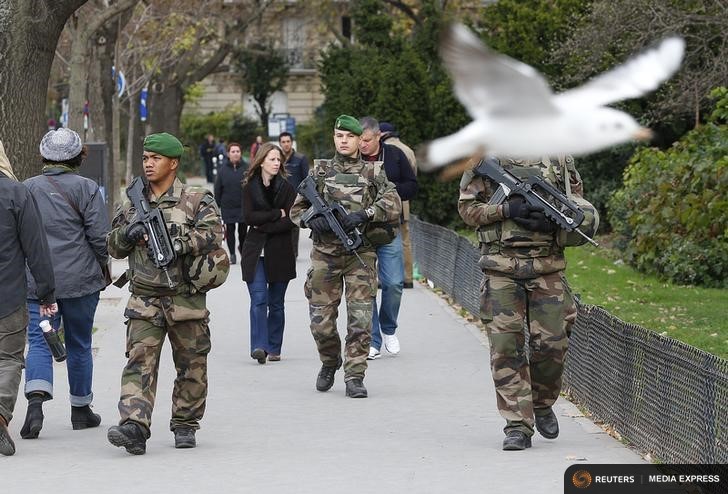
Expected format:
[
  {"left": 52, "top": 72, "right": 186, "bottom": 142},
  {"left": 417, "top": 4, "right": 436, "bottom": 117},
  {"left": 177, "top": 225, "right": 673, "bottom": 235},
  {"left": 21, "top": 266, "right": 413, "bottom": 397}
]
[{"left": 140, "top": 87, "right": 148, "bottom": 122}]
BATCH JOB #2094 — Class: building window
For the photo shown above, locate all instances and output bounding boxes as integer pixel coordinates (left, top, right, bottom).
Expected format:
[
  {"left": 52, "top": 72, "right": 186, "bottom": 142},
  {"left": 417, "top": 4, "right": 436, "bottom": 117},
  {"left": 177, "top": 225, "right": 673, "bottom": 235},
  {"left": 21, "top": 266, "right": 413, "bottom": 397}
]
[{"left": 342, "top": 16, "right": 351, "bottom": 41}]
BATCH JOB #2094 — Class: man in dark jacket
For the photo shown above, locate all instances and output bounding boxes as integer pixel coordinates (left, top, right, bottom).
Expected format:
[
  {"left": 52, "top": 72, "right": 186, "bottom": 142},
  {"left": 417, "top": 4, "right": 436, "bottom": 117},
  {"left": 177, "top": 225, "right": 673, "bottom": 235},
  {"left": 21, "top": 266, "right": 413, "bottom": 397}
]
[
  {"left": 279, "top": 132, "right": 309, "bottom": 257},
  {"left": 358, "top": 116, "right": 418, "bottom": 360},
  {"left": 21, "top": 127, "right": 110, "bottom": 440},
  {"left": 199, "top": 134, "right": 217, "bottom": 184},
  {"left": 0, "top": 140, "right": 57, "bottom": 456},
  {"left": 214, "top": 142, "right": 248, "bottom": 264}
]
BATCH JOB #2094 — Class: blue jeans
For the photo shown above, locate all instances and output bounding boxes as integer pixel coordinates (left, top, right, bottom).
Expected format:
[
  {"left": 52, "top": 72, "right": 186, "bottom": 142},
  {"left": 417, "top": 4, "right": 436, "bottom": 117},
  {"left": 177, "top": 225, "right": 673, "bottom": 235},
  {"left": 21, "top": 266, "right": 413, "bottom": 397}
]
[
  {"left": 246, "top": 258, "right": 289, "bottom": 355},
  {"left": 371, "top": 233, "right": 404, "bottom": 350},
  {"left": 25, "top": 292, "right": 100, "bottom": 406}
]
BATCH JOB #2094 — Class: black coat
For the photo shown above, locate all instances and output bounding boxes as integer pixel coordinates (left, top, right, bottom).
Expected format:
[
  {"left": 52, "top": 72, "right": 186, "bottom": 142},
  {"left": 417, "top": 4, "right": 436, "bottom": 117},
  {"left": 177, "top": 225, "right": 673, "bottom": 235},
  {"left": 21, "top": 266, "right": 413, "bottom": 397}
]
[
  {"left": 214, "top": 158, "right": 248, "bottom": 224},
  {"left": 0, "top": 176, "right": 55, "bottom": 316},
  {"left": 241, "top": 173, "right": 296, "bottom": 283}
]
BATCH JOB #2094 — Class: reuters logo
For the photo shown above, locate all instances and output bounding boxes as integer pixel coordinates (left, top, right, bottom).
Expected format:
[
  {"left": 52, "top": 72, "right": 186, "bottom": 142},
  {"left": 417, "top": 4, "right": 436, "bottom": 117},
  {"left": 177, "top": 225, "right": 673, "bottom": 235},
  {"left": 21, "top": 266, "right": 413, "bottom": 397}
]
[{"left": 572, "top": 470, "right": 592, "bottom": 489}]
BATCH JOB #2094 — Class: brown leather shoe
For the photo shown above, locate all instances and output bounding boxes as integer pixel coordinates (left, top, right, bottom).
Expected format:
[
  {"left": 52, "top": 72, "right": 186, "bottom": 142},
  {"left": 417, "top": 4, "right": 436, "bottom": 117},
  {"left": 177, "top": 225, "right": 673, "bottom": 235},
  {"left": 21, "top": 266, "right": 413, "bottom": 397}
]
[{"left": 268, "top": 354, "right": 281, "bottom": 362}]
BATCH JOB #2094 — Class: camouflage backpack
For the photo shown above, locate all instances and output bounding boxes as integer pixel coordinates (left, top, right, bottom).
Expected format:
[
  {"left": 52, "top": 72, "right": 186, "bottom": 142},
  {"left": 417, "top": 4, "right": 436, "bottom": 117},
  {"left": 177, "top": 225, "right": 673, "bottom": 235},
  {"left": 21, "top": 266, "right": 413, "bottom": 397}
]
[
  {"left": 173, "top": 187, "right": 230, "bottom": 293},
  {"left": 313, "top": 159, "right": 399, "bottom": 248}
]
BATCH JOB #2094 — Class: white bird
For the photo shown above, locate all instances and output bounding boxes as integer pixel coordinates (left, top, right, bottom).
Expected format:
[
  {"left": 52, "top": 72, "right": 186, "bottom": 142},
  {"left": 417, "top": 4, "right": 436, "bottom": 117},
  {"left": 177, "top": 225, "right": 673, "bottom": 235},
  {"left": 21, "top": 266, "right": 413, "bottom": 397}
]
[{"left": 420, "top": 23, "right": 685, "bottom": 174}]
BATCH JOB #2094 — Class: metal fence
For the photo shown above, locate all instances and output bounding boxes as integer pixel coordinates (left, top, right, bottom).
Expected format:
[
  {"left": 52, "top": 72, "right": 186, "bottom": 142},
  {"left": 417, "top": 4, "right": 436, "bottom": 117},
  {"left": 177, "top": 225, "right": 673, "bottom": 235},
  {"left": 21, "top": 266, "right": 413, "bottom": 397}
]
[{"left": 410, "top": 217, "right": 727, "bottom": 463}]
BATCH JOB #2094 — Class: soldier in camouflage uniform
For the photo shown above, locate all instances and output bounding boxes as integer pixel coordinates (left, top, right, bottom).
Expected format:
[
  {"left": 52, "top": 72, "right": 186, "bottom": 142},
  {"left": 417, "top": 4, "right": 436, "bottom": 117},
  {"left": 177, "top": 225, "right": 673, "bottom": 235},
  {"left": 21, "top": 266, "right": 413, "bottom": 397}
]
[
  {"left": 290, "top": 115, "right": 401, "bottom": 398},
  {"left": 458, "top": 155, "right": 598, "bottom": 451},
  {"left": 106, "top": 133, "right": 226, "bottom": 455}
]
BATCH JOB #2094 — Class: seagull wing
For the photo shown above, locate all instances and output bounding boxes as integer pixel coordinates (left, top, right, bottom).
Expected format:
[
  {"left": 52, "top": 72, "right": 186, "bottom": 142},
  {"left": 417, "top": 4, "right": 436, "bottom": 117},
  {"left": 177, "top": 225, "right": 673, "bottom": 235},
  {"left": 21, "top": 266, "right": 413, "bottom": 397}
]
[
  {"left": 440, "top": 23, "right": 559, "bottom": 119},
  {"left": 555, "top": 37, "right": 685, "bottom": 110}
]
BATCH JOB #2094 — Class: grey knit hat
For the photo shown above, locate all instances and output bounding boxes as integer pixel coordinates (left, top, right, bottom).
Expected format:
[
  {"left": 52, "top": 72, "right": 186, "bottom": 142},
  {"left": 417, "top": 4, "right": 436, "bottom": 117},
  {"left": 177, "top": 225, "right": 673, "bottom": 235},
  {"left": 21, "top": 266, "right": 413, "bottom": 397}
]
[{"left": 39, "top": 128, "right": 83, "bottom": 162}]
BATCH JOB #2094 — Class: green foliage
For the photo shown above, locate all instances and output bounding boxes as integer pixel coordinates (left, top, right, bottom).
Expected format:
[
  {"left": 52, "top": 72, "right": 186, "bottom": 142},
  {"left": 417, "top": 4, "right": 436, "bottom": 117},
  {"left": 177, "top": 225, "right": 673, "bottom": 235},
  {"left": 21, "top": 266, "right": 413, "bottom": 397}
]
[
  {"left": 708, "top": 87, "right": 728, "bottom": 124},
  {"left": 576, "top": 144, "right": 637, "bottom": 231},
  {"left": 479, "top": 0, "right": 591, "bottom": 81},
  {"left": 351, "top": 0, "right": 397, "bottom": 50},
  {"left": 296, "top": 109, "right": 333, "bottom": 161},
  {"left": 411, "top": 175, "right": 462, "bottom": 228},
  {"left": 608, "top": 89, "right": 728, "bottom": 287},
  {"left": 178, "top": 109, "right": 259, "bottom": 176}
]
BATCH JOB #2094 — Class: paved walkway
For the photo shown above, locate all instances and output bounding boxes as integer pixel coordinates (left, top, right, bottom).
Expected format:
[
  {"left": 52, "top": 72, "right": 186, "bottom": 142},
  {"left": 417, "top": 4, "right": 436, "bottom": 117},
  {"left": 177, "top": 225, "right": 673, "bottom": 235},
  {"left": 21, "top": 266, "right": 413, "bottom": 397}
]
[{"left": 3, "top": 236, "right": 644, "bottom": 493}]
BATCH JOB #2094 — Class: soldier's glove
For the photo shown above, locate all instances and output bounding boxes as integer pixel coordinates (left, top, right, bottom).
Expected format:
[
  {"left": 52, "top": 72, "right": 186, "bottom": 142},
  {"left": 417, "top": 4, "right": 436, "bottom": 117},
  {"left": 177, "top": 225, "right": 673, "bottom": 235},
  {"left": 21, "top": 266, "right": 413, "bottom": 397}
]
[
  {"left": 513, "top": 211, "right": 557, "bottom": 233},
  {"left": 504, "top": 196, "right": 542, "bottom": 219},
  {"left": 124, "top": 222, "right": 147, "bottom": 245},
  {"left": 339, "top": 210, "right": 369, "bottom": 232},
  {"left": 307, "top": 215, "right": 331, "bottom": 235}
]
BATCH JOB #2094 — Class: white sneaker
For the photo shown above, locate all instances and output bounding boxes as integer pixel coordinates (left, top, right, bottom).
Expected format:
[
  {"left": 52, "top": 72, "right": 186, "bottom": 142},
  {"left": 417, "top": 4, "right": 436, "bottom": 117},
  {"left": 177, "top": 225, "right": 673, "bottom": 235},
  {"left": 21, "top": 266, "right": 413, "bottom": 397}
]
[
  {"left": 367, "top": 347, "right": 381, "bottom": 360},
  {"left": 382, "top": 334, "right": 400, "bottom": 355}
]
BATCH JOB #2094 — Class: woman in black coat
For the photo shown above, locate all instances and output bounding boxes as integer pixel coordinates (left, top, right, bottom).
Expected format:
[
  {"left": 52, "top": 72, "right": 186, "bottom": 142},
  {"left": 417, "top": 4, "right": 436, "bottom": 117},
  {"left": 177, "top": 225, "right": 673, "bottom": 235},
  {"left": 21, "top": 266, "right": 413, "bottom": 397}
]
[
  {"left": 241, "top": 142, "right": 296, "bottom": 364},
  {"left": 213, "top": 142, "right": 248, "bottom": 264}
]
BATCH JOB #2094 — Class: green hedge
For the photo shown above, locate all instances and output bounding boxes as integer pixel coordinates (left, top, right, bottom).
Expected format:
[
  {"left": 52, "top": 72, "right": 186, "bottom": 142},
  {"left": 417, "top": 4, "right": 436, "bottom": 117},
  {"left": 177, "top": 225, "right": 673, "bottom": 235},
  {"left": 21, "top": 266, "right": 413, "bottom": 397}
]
[
  {"left": 608, "top": 88, "right": 728, "bottom": 287},
  {"left": 179, "top": 110, "right": 260, "bottom": 176}
]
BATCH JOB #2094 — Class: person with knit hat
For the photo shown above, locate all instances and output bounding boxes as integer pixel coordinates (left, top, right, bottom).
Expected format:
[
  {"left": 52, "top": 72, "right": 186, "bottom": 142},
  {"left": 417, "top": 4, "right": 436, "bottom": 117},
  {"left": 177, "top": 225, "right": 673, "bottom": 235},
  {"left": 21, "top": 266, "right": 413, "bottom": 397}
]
[
  {"left": 0, "top": 140, "right": 57, "bottom": 456},
  {"left": 107, "top": 132, "right": 227, "bottom": 454},
  {"left": 290, "top": 115, "right": 402, "bottom": 398},
  {"left": 20, "top": 127, "right": 110, "bottom": 441}
]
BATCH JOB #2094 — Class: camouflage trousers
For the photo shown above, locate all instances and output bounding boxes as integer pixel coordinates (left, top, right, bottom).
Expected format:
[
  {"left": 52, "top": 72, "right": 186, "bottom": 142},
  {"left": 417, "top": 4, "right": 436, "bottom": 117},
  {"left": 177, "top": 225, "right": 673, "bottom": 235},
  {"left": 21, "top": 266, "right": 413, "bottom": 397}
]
[
  {"left": 480, "top": 270, "right": 576, "bottom": 436},
  {"left": 118, "top": 316, "right": 211, "bottom": 435},
  {"left": 304, "top": 249, "right": 378, "bottom": 381}
]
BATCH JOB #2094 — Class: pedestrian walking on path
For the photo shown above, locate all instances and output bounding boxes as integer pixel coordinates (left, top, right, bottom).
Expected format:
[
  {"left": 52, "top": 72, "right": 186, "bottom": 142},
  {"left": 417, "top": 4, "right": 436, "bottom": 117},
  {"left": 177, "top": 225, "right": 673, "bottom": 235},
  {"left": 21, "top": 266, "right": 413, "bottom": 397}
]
[
  {"left": 458, "top": 155, "right": 599, "bottom": 450},
  {"left": 241, "top": 142, "right": 296, "bottom": 364},
  {"left": 290, "top": 114, "right": 401, "bottom": 398},
  {"left": 106, "top": 132, "right": 227, "bottom": 455},
  {"left": 21, "top": 128, "right": 110, "bottom": 440},
  {"left": 214, "top": 141, "right": 248, "bottom": 265},
  {"left": 0, "top": 140, "right": 57, "bottom": 456}
]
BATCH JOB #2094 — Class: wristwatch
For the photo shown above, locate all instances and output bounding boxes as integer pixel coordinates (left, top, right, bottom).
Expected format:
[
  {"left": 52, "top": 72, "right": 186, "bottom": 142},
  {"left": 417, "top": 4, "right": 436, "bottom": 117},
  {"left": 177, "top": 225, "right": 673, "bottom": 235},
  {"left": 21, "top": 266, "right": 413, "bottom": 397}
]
[{"left": 365, "top": 206, "right": 375, "bottom": 219}]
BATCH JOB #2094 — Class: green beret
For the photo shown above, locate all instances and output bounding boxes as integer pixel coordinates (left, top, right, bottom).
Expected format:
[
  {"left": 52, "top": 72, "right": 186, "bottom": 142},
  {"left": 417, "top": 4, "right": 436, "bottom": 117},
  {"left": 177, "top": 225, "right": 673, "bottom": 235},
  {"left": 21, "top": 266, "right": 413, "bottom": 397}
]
[
  {"left": 143, "top": 132, "right": 184, "bottom": 158},
  {"left": 334, "top": 114, "right": 363, "bottom": 136}
]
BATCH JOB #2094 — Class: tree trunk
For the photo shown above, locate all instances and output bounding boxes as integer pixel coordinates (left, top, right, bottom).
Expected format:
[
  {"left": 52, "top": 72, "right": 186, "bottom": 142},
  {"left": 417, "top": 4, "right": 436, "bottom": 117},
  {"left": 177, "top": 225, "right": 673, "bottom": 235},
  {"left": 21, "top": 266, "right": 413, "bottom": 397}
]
[
  {"left": 0, "top": 0, "right": 88, "bottom": 179},
  {"left": 67, "top": 0, "right": 139, "bottom": 135},
  {"left": 125, "top": 92, "right": 138, "bottom": 185},
  {"left": 147, "top": 83, "right": 185, "bottom": 135}
]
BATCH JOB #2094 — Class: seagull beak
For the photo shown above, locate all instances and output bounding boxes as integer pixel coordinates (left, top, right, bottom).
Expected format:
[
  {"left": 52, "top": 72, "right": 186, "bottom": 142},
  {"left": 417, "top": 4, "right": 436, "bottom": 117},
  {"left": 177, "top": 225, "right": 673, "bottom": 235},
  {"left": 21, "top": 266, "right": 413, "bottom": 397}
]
[{"left": 633, "top": 127, "right": 654, "bottom": 142}]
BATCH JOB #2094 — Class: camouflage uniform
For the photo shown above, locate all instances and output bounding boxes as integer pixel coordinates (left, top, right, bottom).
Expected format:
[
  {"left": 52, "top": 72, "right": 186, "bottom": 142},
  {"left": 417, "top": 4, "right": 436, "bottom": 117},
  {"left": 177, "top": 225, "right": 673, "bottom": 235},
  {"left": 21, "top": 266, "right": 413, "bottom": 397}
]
[
  {"left": 290, "top": 153, "right": 401, "bottom": 382},
  {"left": 458, "top": 156, "right": 598, "bottom": 437},
  {"left": 107, "top": 178, "right": 224, "bottom": 435}
]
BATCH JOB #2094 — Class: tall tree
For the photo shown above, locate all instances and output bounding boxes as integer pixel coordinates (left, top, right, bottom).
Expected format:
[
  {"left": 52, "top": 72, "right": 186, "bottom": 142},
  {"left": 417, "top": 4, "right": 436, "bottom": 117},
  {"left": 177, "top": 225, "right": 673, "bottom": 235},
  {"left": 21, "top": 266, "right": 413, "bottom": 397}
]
[
  {"left": 66, "top": 0, "right": 139, "bottom": 134},
  {"left": 554, "top": 0, "right": 728, "bottom": 126},
  {"left": 232, "top": 41, "right": 291, "bottom": 130},
  {"left": 0, "top": 0, "right": 88, "bottom": 178},
  {"left": 145, "top": 0, "right": 275, "bottom": 135}
]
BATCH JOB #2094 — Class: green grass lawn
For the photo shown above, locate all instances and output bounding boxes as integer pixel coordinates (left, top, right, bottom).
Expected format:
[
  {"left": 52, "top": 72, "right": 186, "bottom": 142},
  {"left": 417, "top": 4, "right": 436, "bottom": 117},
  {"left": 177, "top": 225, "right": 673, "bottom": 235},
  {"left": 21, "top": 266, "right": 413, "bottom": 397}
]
[{"left": 565, "top": 243, "right": 728, "bottom": 359}]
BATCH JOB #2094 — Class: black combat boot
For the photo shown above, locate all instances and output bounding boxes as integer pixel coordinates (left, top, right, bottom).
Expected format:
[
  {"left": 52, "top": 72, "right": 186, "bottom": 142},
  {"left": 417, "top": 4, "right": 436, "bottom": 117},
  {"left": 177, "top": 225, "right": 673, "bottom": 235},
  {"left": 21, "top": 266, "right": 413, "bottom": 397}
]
[
  {"left": 535, "top": 408, "right": 559, "bottom": 439},
  {"left": 71, "top": 405, "right": 101, "bottom": 430},
  {"left": 107, "top": 421, "right": 148, "bottom": 455},
  {"left": 345, "top": 378, "right": 368, "bottom": 398},
  {"left": 315, "top": 358, "right": 342, "bottom": 392},
  {"left": 20, "top": 392, "right": 45, "bottom": 439},
  {"left": 502, "top": 430, "right": 532, "bottom": 451},
  {"left": 174, "top": 427, "right": 197, "bottom": 449}
]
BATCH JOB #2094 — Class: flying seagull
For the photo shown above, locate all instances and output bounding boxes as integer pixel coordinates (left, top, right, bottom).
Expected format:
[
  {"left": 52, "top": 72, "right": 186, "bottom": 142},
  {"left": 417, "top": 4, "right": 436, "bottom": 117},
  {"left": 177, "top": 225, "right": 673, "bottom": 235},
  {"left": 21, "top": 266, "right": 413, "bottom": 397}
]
[{"left": 419, "top": 23, "right": 685, "bottom": 176}]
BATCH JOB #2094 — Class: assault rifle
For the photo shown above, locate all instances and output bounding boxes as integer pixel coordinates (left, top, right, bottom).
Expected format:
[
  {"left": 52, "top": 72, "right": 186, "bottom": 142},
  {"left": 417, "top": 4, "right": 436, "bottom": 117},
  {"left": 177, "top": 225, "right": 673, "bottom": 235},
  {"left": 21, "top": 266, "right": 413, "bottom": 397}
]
[
  {"left": 297, "top": 175, "right": 366, "bottom": 265},
  {"left": 126, "top": 176, "right": 177, "bottom": 287},
  {"left": 474, "top": 158, "right": 598, "bottom": 247}
]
